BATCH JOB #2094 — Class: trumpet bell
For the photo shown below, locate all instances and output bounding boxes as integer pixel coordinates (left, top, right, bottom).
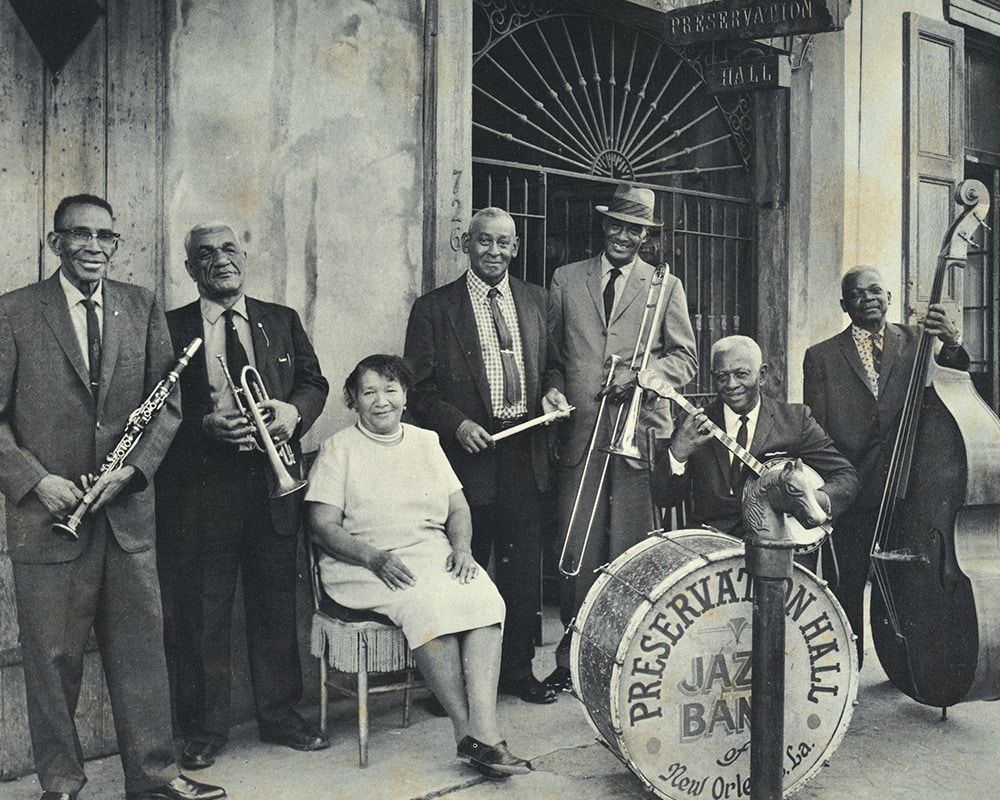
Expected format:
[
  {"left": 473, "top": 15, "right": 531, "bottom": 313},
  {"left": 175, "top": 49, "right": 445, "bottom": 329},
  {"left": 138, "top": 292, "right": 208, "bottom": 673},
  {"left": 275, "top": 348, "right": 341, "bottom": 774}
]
[
  {"left": 271, "top": 474, "right": 307, "bottom": 499},
  {"left": 51, "top": 520, "right": 81, "bottom": 542}
]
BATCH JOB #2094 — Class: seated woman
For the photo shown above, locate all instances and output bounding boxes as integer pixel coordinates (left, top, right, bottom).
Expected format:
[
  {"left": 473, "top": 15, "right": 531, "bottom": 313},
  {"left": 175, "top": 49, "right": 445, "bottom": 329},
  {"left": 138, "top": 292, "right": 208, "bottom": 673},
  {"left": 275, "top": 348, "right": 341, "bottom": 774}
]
[{"left": 305, "top": 354, "right": 531, "bottom": 780}]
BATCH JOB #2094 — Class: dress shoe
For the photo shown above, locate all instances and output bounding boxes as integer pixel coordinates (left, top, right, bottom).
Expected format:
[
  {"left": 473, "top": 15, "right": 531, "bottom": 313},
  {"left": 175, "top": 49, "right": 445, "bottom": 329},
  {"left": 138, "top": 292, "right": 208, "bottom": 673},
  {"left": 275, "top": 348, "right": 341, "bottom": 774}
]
[
  {"left": 40, "top": 793, "right": 76, "bottom": 800},
  {"left": 499, "top": 674, "right": 557, "bottom": 704},
  {"left": 471, "top": 761, "right": 510, "bottom": 782},
  {"left": 543, "top": 666, "right": 574, "bottom": 693},
  {"left": 457, "top": 735, "right": 532, "bottom": 775},
  {"left": 180, "top": 739, "right": 220, "bottom": 770},
  {"left": 259, "top": 720, "right": 329, "bottom": 751},
  {"left": 125, "top": 775, "right": 227, "bottom": 800}
]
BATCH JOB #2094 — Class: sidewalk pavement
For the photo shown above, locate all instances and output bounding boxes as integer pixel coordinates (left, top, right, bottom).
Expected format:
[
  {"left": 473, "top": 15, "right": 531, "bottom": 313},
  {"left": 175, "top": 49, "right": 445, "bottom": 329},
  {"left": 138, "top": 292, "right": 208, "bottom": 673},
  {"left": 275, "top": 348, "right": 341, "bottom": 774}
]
[{"left": 1, "top": 607, "right": 996, "bottom": 800}]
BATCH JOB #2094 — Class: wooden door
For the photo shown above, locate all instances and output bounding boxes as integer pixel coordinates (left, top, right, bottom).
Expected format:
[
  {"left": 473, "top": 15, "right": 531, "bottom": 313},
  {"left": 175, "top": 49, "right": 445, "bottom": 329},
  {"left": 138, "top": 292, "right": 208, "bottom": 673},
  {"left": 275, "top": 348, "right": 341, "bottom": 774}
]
[{"left": 902, "top": 13, "right": 966, "bottom": 323}]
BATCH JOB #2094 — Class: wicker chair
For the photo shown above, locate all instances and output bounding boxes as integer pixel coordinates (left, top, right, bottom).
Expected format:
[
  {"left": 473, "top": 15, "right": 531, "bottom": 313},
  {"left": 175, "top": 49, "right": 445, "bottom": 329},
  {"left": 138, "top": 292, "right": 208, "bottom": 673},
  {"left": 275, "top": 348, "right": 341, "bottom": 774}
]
[{"left": 306, "top": 540, "right": 423, "bottom": 767}]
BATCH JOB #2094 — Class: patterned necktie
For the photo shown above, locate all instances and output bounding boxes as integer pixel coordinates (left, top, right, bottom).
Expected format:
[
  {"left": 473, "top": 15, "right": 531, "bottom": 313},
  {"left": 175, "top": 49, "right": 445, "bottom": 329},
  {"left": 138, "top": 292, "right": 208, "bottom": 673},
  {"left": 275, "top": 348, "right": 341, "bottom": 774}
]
[
  {"left": 487, "top": 287, "right": 521, "bottom": 407},
  {"left": 224, "top": 308, "right": 250, "bottom": 378},
  {"left": 870, "top": 332, "right": 882, "bottom": 376},
  {"left": 603, "top": 267, "right": 622, "bottom": 324},
  {"left": 729, "top": 415, "right": 749, "bottom": 492},
  {"left": 82, "top": 298, "right": 101, "bottom": 397}
]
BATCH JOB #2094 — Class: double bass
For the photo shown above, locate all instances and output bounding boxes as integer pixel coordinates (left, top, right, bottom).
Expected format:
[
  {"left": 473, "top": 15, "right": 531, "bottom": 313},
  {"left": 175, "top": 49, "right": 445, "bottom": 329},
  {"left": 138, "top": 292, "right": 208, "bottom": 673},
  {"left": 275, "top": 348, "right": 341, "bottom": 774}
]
[{"left": 869, "top": 179, "right": 1000, "bottom": 708}]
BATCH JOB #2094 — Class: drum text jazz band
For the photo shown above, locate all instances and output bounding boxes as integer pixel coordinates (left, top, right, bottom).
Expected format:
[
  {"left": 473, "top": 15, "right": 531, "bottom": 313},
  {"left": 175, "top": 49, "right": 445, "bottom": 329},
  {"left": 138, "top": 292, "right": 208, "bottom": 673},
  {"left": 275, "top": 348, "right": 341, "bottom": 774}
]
[{"left": 0, "top": 185, "right": 976, "bottom": 798}]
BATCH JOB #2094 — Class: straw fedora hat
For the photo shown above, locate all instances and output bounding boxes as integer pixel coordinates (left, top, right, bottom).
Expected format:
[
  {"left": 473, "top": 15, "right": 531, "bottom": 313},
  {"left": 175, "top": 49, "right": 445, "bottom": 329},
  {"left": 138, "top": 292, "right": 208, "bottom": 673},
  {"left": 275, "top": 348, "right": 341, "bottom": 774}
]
[{"left": 595, "top": 184, "right": 661, "bottom": 227}]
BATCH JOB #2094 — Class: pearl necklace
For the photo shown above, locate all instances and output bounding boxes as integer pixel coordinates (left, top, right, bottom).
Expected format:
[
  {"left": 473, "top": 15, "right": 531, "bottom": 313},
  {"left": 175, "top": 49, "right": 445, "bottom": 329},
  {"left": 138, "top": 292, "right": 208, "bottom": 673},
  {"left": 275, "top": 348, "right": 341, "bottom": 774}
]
[{"left": 356, "top": 420, "right": 403, "bottom": 444}]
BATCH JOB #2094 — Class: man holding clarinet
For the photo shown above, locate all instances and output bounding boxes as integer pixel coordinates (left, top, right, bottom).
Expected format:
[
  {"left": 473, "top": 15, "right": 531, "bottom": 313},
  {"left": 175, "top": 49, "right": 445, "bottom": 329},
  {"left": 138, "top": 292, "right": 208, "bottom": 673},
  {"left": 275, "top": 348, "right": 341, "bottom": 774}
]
[{"left": 0, "top": 194, "right": 225, "bottom": 800}]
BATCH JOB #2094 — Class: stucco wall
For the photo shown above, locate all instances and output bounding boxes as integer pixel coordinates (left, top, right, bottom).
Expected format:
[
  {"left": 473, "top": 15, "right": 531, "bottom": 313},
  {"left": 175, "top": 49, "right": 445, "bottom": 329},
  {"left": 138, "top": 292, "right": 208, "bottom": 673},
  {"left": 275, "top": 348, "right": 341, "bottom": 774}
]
[{"left": 163, "top": 0, "right": 425, "bottom": 446}]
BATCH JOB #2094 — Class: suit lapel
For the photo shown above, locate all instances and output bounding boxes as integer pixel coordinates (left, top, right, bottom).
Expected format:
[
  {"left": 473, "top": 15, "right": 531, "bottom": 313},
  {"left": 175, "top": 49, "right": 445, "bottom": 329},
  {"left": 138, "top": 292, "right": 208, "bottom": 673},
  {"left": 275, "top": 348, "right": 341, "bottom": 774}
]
[
  {"left": 509, "top": 278, "right": 539, "bottom": 412},
  {"left": 445, "top": 277, "right": 493, "bottom": 416},
  {"left": 609, "top": 259, "right": 647, "bottom": 327},
  {"left": 878, "top": 323, "right": 903, "bottom": 395},
  {"left": 246, "top": 298, "right": 277, "bottom": 387},
  {"left": 836, "top": 326, "right": 871, "bottom": 391},
  {"left": 584, "top": 257, "right": 605, "bottom": 325},
  {"left": 706, "top": 401, "right": 731, "bottom": 482},
  {"left": 749, "top": 397, "right": 775, "bottom": 458},
  {"left": 38, "top": 272, "right": 91, "bottom": 395},
  {"left": 96, "top": 282, "right": 124, "bottom": 414}
]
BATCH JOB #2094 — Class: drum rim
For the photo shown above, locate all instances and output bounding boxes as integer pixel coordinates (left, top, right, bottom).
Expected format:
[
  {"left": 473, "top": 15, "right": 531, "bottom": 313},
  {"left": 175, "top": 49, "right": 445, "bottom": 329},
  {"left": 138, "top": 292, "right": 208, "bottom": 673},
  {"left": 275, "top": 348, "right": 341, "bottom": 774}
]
[{"left": 570, "top": 532, "right": 860, "bottom": 800}]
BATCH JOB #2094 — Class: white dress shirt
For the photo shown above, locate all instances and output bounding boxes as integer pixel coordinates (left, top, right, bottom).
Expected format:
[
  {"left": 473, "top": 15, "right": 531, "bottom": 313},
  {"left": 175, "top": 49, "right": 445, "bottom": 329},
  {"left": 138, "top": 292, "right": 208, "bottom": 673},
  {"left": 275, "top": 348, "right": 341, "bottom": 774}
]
[
  {"left": 58, "top": 269, "right": 103, "bottom": 373},
  {"left": 200, "top": 295, "right": 257, "bottom": 413},
  {"left": 600, "top": 253, "right": 637, "bottom": 321}
]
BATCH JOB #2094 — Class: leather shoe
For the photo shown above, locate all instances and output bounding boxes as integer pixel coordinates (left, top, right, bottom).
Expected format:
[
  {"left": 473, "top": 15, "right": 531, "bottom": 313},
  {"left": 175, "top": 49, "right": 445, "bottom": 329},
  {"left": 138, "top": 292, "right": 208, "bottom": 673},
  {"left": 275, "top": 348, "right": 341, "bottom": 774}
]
[
  {"left": 259, "top": 720, "right": 329, "bottom": 751},
  {"left": 499, "top": 674, "right": 557, "bottom": 704},
  {"left": 180, "top": 739, "right": 220, "bottom": 770},
  {"left": 40, "top": 793, "right": 76, "bottom": 800},
  {"left": 125, "top": 775, "right": 227, "bottom": 800},
  {"left": 471, "top": 761, "right": 510, "bottom": 782},
  {"left": 543, "top": 666, "right": 574, "bottom": 693},
  {"left": 457, "top": 736, "right": 532, "bottom": 775}
]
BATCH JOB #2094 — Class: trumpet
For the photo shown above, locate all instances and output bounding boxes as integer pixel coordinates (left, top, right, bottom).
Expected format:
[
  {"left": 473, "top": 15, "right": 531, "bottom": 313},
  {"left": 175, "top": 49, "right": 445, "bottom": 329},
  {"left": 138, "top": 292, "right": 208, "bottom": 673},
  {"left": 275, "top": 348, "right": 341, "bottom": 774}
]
[
  {"left": 216, "top": 356, "right": 307, "bottom": 498},
  {"left": 558, "top": 263, "right": 670, "bottom": 576},
  {"left": 53, "top": 337, "right": 203, "bottom": 541}
]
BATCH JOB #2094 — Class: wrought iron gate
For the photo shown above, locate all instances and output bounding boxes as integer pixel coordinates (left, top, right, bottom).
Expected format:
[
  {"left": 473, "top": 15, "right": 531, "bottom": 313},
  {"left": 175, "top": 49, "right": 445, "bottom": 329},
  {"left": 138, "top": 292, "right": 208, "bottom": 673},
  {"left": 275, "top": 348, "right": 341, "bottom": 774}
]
[{"left": 471, "top": 0, "right": 756, "bottom": 396}]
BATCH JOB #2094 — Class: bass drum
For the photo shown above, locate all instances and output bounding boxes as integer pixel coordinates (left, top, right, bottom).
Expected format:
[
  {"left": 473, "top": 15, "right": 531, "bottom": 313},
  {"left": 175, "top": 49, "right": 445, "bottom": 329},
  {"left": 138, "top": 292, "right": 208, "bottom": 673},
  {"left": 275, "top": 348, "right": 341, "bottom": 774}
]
[{"left": 570, "top": 529, "right": 857, "bottom": 799}]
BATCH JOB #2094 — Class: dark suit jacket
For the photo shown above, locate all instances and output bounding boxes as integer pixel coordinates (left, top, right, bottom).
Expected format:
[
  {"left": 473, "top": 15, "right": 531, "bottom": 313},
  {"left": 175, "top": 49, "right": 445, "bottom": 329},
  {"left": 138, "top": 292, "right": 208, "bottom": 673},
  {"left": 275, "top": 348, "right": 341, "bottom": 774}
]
[
  {"left": 404, "top": 273, "right": 550, "bottom": 506},
  {"left": 0, "top": 272, "right": 181, "bottom": 563},
  {"left": 803, "top": 324, "right": 970, "bottom": 510},
  {"left": 651, "top": 396, "right": 859, "bottom": 537},
  {"left": 157, "top": 297, "right": 328, "bottom": 537}
]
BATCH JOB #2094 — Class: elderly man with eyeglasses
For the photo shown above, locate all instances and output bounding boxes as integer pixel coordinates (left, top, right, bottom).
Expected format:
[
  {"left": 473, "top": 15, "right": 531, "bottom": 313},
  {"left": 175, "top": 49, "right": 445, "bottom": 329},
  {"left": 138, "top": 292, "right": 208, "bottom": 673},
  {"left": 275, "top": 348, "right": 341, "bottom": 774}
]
[
  {"left": 0, "top": 194, "right": 226, "bottom": 800},
  {"left": 541, "top": 184, "right": 698, "bottom": 692}
]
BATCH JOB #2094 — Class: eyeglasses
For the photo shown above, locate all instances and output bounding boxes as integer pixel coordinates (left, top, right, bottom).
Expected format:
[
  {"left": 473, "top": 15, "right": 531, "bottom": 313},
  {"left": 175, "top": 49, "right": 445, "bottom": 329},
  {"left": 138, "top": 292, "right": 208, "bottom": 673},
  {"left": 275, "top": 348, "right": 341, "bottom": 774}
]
[
  {"left": 57, "top": 228, "right": 121, "bottom": 249},
  {"left": 605, "top": 221, "right": 646, "bottom": 238}
]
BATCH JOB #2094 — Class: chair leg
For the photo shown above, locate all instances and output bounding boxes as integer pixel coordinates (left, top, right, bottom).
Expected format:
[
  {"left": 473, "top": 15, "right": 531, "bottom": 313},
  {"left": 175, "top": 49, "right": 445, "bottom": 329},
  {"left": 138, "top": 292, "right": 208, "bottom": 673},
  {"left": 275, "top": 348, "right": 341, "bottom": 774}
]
[
  {"left": 402, "top": 678, "right": 412, "bottom": 729},
  {"left": 319, "top": 651, "right": 329, "bottom": 736},
  {"left": 358, "top": 634, "right": 369, "bottom": 768}
]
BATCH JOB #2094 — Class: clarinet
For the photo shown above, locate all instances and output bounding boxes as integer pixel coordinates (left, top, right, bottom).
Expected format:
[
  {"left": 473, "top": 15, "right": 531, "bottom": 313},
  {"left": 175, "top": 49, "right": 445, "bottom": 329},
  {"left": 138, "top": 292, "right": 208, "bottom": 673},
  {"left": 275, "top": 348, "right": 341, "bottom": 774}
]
[{"left": 52, "top": 337, "right": 203, "bottom": 541}]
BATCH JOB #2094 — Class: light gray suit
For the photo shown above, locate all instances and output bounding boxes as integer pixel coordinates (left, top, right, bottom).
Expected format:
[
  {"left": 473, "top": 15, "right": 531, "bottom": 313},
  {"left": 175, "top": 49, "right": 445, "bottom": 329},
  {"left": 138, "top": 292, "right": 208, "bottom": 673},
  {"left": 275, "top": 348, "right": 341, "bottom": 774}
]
[
  {"left": 545, "top": 255, "right": 697, "bottom": 626},
  {"left": 0, "top": 271, "right": 181, "bottom": 794}
]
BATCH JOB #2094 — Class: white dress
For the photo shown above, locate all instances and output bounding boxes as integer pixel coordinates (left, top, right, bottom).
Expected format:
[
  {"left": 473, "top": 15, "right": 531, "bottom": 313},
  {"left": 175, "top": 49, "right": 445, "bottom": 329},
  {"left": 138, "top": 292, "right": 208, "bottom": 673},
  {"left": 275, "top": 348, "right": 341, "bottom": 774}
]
[{"left": 305, "top": 423, "right": 505, "bottom": 649}]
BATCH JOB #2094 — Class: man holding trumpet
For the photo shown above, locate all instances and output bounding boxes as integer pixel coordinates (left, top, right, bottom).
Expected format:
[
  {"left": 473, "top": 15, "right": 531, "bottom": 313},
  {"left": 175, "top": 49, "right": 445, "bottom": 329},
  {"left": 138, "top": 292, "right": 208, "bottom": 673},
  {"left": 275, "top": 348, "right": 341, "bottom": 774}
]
[
  {"left": 156, "top": 221, "right": 329, "bottom": 770},
  {"left": 405, "top": 207, "right": 571, "bottom": 705}
]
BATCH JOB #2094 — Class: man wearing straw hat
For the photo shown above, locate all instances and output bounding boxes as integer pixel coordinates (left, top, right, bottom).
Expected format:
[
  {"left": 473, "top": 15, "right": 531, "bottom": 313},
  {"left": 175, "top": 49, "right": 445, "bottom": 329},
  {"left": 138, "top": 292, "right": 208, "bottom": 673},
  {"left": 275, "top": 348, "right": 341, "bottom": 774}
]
[{"left": 542, "top": 183, "right": 697, "bottom": 691}]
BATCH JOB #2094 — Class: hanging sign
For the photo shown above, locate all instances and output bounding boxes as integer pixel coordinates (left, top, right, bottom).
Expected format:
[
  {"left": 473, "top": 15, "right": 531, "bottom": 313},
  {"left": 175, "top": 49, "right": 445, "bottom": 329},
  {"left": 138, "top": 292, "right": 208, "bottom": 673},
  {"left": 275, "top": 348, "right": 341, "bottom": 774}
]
[
  {"left": 704, "top": 55, "right": 791, "bottom": 93},
  {"left": 662, "top": 0, "right": 848, "bottom": 44}
]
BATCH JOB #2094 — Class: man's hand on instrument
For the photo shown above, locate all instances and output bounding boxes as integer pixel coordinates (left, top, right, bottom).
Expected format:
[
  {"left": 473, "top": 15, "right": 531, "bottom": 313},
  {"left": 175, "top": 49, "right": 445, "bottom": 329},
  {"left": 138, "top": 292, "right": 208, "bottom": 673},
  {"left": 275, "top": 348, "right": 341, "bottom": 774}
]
[
  {"left": 33, "top": 475, "right": 84, "bottom": 516},
  {"left": 367, "top": 549, "right": 416, "bottom": 590},
  {"left": 262, "top": 398, "right": 299, "bottom": 445},
  {"left": 87, "top": 465, "right": 138, "bottom": 512},
  {"left": 456, "top": 419, "right": 494, "bottom": 453},
  {"left": 446, "top": 548, "right": 479, "bottom": 584},
  {"left": 920, "top": 303, "right": 962, "bottom": 347},
  {"left": 542, "top": 388, "right": 573, "bottom": 421},
  {"left": 203, "top": 409, "right": 255, "bottom": 446},
  {"left": 669, "top": 408, "right": 714, "bottom": 462}
]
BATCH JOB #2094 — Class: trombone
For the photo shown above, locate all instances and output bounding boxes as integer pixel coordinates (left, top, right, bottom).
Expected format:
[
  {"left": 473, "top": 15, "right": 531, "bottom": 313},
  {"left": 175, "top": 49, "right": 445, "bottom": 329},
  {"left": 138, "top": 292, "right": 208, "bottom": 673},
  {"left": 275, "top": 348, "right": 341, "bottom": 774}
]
[
  {"left": 558, "top": 263, "right": 670, "bottom": 577},
  {"left": 216, "top": 356, "right": 307, "bottom": 498}
]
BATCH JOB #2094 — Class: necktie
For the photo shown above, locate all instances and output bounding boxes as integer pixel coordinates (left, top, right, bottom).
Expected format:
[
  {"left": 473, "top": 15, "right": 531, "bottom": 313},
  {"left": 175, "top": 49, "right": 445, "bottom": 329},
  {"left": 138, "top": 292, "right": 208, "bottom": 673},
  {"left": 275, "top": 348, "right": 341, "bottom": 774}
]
[
  {"left": 224, "top": 308, "right": 250, "bottom": 379},
  {"left": 82, "top": 298, "right": 101, "bottom": 397},
  {"left": 603, "top": 267, "right": 622, "bottom": 324},
  {"left": 729, "top": 415, "right": 749, "bottom": 492},
  {"left": 870, "top": 332, "right": 882, "bottom": 376},
  {"left": 487, "top": 287, "right": 522, "bottom": 407}
]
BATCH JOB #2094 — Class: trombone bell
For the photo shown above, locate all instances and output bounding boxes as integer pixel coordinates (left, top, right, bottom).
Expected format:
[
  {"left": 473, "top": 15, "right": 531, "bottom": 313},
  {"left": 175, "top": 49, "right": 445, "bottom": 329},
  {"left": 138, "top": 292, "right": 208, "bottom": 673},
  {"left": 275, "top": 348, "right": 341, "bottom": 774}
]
[{"left": 603, "top": 386, "right": 645, "bottom": 462}]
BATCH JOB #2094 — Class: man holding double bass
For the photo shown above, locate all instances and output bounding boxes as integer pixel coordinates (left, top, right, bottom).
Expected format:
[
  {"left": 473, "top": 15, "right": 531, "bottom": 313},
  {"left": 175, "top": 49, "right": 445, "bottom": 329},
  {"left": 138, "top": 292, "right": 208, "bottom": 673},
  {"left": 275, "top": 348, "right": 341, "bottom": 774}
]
[
  {"left": 803, "top": 266, "right": 968, "bottom": 667},
  {"left": 156, "top": 221, "right": 329, "bottom": 770}
]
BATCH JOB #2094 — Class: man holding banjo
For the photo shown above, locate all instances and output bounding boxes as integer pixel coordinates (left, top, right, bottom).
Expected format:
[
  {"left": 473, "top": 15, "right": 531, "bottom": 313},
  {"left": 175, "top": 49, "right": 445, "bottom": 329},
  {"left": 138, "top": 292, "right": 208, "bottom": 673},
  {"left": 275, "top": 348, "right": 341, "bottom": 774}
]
[{"left": 405, "top": 207, "right": 571, "bottom": 705}]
